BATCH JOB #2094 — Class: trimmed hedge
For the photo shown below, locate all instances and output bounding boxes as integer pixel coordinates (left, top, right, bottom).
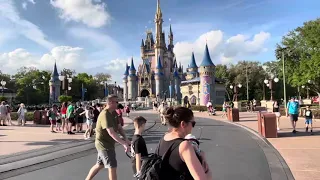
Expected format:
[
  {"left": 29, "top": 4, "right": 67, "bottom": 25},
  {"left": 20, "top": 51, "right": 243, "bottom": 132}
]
[
  {"left": 190, "top": 105, "right": 223, "bottom": 112},
  {"left": 10, "top": 112, "right": 35, "bottom": 121}
]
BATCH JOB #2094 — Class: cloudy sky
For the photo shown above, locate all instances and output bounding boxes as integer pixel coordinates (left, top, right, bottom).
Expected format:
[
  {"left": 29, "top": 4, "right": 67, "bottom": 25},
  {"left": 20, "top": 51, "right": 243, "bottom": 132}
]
[{"left": 0, "top": 0, "right": 319, "bottom": 85}]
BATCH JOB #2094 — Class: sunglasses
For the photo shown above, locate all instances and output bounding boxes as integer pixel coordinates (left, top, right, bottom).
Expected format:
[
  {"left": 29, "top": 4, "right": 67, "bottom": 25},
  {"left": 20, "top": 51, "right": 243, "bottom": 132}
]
[{"left": 190, "top": 121, "right": 196, "bottom": 127}]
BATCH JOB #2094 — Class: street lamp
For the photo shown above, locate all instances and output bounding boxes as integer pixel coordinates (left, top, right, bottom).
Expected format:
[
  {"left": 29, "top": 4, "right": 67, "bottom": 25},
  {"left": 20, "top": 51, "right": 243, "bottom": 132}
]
[
  {"left": 1, "top": 80, "right": 6, "bottom": 97},
  {"left": 229, "top": 84, "right": 242, "bottom": 101},
  {"left": 264, "top": 76, "right": 278, "bottom": 101}
]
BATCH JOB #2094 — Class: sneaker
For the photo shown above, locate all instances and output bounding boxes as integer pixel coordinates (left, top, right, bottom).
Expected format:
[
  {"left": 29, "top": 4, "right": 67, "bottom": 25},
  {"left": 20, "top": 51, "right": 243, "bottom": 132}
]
[{"left": 292, "top": 130, "right": 297, "bottom": 133}]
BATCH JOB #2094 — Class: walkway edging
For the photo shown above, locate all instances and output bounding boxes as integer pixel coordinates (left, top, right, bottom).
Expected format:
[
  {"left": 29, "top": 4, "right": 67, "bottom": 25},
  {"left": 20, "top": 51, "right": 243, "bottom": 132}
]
[{"left": 222, "top": 120, "right": 295, "bottom": 180}]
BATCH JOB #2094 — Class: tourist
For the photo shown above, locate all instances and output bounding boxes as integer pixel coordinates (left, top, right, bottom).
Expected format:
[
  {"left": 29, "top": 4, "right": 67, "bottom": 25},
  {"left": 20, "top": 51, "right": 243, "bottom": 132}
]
[
  {"left": 17, "top": 103, "right": 27, "bottom": 126},
  {"left": 158, "top": 101, "right": 167, "bottom": 125},
  {"left": 85, "top": 95, "right": 130, "bottom": 180},
  {"left": 47, "top": 104, "right": 59, "bottom": 133},
  {"left": 5, "top": 104, "right": 12, "bottom": 126},
  {"left": 156, "top": 107, "right": 211, "bottom": 179},
  {"left": 287, "top": 97, "right": 300, "bottom": 133},
  {"left": 0, "top": 101, "right": 7, "bottom": 126},
  {"left": 273, "top": 100, "right": 281, "bottom": 130},
  {"left": 66, "top": 102, "right": 75, "bottom": 135},
  {"left": 60, "top": 102, "right": 68, "bottom": 133},
  {"left": 221, "top": 101, "right": 228, "bottom": 118},
  {"left": 75, "top": 104, "right": 85, "bottom": 132},
  {"left": 116, "top": 104, "right": 124, "bottom": 127},
  {"left": 304, "top": 106, "right": 313, "bottom": 134},
  {"left": 81, "top": 105, "right": 94, "bottom": 140},
  {"left": 130, "top": 116, "right": 148, "bottom": 177}
]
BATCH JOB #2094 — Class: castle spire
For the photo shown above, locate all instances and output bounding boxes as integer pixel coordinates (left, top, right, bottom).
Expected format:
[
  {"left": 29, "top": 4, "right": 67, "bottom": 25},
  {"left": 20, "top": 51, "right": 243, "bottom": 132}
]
[
  {"left": 200, "top": 43, "right": 215, "bottom": 67},
  {"left": 141, "top": 39, "right": 144, "bottom": 47},
  {"left": 129, "top": 57, "right": 136, "bottom": 71},
  {"left": 52, "top": 61, "right": 59, "bottom": 77},
  {"left": 156, "top": 0, "right": 162, "bottom": 18},
  {"left": 189, "top": 52, "right": 198, "bottom": 68}
]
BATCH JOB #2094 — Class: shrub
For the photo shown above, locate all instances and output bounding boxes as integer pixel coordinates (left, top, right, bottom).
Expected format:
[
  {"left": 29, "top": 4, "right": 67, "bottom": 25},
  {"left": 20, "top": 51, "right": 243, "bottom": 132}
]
[
  {"left": 0, "top": 96, "right": 7, "bottom": 102},
  {"left": 10, "top": 112, "right": 34, "bottom": 121},
  {"left": 58, "top": 95, "right": 72, "bottom": 103}
]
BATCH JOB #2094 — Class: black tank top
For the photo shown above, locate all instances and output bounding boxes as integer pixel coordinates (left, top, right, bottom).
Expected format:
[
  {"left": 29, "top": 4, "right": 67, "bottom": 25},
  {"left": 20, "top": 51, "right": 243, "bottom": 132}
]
[{"left": 157, "top": 138, "right": 193, "bottom": 180}]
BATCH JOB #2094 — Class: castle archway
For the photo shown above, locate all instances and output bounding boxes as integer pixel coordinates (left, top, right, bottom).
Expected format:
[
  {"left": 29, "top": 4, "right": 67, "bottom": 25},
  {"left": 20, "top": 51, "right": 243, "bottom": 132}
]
[
  {"left": 140, "top": 89, "right": 150, "bottom": 97},
  {"left": 190, "top": 95, "right": 197, "bottom": 105}
]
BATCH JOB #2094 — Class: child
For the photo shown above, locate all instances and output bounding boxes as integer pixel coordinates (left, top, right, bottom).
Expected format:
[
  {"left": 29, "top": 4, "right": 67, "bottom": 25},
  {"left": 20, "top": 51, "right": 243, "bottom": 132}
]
[
  {"left": 47, "top": 104, "right": 58, "bottom": 133},
  {"left": 56, "top": 112, "right": 62, "bottom": 131},
  {"left": 81, "top": 106, "right": 94, "bottom": 140},
  {"left": 305, "top": 106, "right": 313, "bottom": 134},
  {"left": 130, "top": 116, "right": 148, "bottom": 178},
  {"left": 185, "top": 134, "right": 202, "bottom": 163}
]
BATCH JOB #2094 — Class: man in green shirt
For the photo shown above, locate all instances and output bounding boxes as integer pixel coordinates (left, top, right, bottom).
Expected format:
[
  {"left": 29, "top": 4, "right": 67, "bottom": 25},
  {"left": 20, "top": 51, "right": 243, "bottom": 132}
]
[
  {"left": 66, "top": 102, "right": 75, "bottom": 135},
  {"left": 86, "top": 95, "right": 130, "bottom": 180}
]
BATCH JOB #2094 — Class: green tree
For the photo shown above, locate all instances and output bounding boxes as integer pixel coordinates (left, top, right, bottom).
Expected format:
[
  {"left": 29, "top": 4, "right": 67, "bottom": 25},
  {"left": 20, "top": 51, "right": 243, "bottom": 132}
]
[
  {"left": 275, "top": 18, "right": 320, "bottom": 98},
  {"left": 58, "top": 95, "right": 72, "bottom": 103}
]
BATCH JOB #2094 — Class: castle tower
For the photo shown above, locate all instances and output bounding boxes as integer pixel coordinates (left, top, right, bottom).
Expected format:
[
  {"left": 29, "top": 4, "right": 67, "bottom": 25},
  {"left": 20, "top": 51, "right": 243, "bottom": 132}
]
[
  {"left": 154, "top": 0, "right": 164, "bottom": 68},
  {"left": 140, "top": 39, "right": 144, "bottom": 58},
  {"left": 128, "top": 57, "right": 137, "bottom": 100},
  {"left": 199, "top": 44, "right": 216, "bottom": 106},
  {"left": 155, "top": 55, "right": 164, "bottom": 99},
  {"left": 122, "top": 63, "right": 129, "bottom": 101},
  {"left": 49, "top": 62, "right": 61, "bottom": 104},
  {"left": 173, "top": 64, "right": 181, "bottom": 103},
  {"left": 186, "top": 52, "right": 199, "bottom": 80}
]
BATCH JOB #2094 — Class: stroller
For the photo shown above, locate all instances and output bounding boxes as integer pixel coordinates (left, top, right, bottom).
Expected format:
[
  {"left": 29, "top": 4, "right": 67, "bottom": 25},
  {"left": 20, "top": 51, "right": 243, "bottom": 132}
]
[{"left": 207, "top": 105, "right": 216, "bottom": 116}]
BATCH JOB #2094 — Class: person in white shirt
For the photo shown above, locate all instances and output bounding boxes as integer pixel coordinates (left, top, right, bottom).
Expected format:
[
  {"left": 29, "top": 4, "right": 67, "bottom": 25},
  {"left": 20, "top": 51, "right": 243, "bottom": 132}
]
[
  {"left": 17, "top": 103, "right": 27, "bottom": 126},
  {"left": 0, "top": 101, "right": 8, "bottom": 126}
]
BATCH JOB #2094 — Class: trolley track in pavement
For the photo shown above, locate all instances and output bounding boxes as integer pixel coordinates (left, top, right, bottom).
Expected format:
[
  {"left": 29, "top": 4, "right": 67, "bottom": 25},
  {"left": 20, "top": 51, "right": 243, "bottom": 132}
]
[{"left": 0, "top": 119, "right": 159, "bottom": 179}]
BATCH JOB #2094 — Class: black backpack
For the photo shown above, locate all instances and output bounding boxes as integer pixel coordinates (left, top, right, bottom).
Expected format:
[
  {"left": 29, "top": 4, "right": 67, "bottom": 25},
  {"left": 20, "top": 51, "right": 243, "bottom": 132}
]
[{"left": 138, "top": 139, "right": 185, "bottom": 180}]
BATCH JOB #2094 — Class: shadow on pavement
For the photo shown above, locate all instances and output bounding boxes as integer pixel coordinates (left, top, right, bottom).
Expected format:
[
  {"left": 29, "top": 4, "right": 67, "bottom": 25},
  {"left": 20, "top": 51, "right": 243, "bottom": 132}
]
[
  {"left": 0, "top": 134, "right": 7, "bottom": 137},
  {"left": 0, "top": 128, "right": 14, "bottom": 131},
  {"left": 278, "top": 130, "right": 320, "bottom": 137}
]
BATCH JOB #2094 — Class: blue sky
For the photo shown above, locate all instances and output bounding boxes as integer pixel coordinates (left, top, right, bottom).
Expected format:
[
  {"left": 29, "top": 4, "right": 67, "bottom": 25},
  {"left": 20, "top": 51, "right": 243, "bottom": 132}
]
[{"left": 0, "top": 0, "right": 319, "bottom": 84}]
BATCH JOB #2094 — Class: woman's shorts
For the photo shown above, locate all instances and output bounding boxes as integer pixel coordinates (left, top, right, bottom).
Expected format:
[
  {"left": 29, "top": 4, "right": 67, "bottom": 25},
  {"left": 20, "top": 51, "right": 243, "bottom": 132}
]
[
  {"left": 86, "top": 119, "right": 93, "bottom": 126},
  {"left": 61, "top": 114, "right": 66, "bottom": 118},
  {"left": 50, "top": 120, "right": 56, "bottom": 125}
]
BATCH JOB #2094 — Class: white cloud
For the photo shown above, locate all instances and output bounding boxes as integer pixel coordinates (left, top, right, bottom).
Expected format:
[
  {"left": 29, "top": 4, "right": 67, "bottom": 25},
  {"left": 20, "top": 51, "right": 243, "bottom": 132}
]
[
  {"left": 104, "top": 58, "right": 128, "bottom": 71},
  {"left": 0, "top": 0, "right": 55, "bottom": 49},
  {"left": 50, "top": 0, "right": 111, "bottom": 28},
  {"left": 174, "top": 30, "right": 224, "bottom": 68},
  {"left": 174, "top": 30, "right": 270, "bottom": 67},
  {"left": 27, "top": 0, "right": 35, "bottom": 4},
  {"left": 22, "top": 2, "right": 27, "bottom": 9}
]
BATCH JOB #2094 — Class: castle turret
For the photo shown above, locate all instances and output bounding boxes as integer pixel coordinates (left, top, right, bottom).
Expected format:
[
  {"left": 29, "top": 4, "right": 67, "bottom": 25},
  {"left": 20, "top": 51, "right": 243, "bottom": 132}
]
[
  {"left": 49, "top": 61, "right": 61, "bottom": 104},
  {"left": 154, "top": 0, "right": 164, "bottom": 71},
  {"left": 155, "top": 55, "right": 164, "bottom": 99},
  {"left": 168, "top": 24, "right": 174, "bottom": 51},
  {"left": 122, "top": 63, "right": 129, "bottom": 101},
  {"left": 173, "top": 64, "right": 181, "bottom": 104},
  {"left": 199, "top": 44, "right": 216, "bottom": 106},
  {"left": 128, "top": 57, "right": 137, "bottom": 100},
  {"left": 186, "top": 52, "right": 199, "bottom": 80},
  {"left": 140, "top": 39, "right": 144, "bottom": 58}
]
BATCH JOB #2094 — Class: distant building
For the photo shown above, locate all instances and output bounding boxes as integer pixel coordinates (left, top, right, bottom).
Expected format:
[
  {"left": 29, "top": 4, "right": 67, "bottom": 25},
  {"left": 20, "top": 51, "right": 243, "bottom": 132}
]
[{"left": 49, "top": 62, "right": 61, "bottom": 104}]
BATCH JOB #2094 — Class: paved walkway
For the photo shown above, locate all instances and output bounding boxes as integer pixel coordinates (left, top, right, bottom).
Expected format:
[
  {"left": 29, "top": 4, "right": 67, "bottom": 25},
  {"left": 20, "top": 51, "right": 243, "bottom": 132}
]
[
  {"left": 0, "top": 118, "right": 132, "bottom": 156},
  {"left": 195, "top": 111, "right": 320, "bottom": 180}
]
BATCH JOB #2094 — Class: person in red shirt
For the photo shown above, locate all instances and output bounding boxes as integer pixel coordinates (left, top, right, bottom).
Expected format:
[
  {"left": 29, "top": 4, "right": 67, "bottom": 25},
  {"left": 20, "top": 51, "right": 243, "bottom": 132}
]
[{"left": 60, "top": 102, "right": 68, "bottom": 133}]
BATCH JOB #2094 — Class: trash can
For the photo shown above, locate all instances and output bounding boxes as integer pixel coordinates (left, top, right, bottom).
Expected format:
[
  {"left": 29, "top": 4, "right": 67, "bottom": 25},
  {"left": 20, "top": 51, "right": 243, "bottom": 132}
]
[
  {"left": 227, "top": 107, "right": 232, "bottom": 121},
  {"left": 228, "top": 108, "right": 239, "bottom": 122},
  {"left": 33, "top": 110, "right": 41, "bottom": 124},
  {"left": 260, "top": 113, "right": 277, "bottom": 138},
  {"left": 257, "top": 111, "right": 268, "bottom": 134}
]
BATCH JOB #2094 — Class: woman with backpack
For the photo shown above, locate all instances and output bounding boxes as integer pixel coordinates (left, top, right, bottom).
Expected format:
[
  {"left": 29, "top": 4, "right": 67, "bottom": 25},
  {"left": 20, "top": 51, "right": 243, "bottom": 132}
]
[{"left": 140, "top": 107, "right": 212, "bottom": 180}]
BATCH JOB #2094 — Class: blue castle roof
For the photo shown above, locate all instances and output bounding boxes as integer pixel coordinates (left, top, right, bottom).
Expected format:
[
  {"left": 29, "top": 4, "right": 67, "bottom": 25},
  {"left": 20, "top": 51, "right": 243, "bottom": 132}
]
[
  {"left": 50, "top": 61, "right": 59, "bottom": 81},
  {"left": 189, "top": 52, "right": 198, "bottom": 68},
  {"left": 156, "top": 55, "right": 163, "bottom": 69},
  {"left": 129, "top": 57, "right": 136, "bottom": 71},
  {"left": 200, "top": 44, "right": 215, "bottom": 67},
  {"left": 123, "top": 63, "right": 129, "bottom": 76}
]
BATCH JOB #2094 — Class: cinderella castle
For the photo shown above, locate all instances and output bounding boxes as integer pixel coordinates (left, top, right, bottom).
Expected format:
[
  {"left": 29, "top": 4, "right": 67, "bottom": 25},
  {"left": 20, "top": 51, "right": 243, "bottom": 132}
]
[{"left": 123, "top": 0, "right": 225, "bottom": 106}]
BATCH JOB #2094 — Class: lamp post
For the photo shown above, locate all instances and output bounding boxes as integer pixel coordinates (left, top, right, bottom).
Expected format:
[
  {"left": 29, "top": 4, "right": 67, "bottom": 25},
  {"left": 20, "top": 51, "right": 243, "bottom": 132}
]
[
  {"left": 229, "top": 83, "right": 242, "bottom": 101},
  {"left": 264, "top": 76, "right": 279, "bottom": 101},
  {"left": 1, "top": 80, "right": 6, "bottom": 97}
]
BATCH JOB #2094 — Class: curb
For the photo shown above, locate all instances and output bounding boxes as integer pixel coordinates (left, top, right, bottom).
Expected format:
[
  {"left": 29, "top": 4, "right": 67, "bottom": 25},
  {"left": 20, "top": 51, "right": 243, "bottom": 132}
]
[{"left": 219, "top": 119, "right": 295, "bottom": 180}]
